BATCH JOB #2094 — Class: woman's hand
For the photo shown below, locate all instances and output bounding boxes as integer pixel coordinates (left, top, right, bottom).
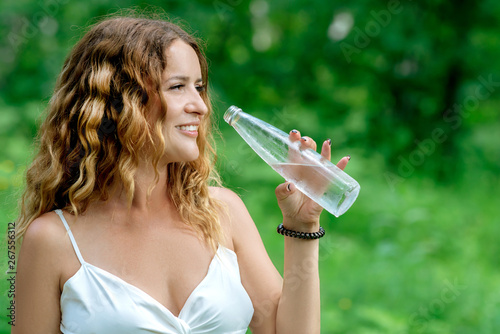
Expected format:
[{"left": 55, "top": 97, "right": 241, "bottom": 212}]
[{"left": 275, "top": 130, "right": 350, "bottom": 232}]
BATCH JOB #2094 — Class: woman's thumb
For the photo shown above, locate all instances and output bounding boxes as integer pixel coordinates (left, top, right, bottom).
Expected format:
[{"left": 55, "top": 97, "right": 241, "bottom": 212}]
[{"left": 275, "top": 182, "right": 296, "bottom": 201}]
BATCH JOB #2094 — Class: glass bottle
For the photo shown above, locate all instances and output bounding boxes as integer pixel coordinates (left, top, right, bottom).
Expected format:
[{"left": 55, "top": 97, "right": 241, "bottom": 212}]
[{"left": 224, "top": 105, "right": 360, "bottom": 217}]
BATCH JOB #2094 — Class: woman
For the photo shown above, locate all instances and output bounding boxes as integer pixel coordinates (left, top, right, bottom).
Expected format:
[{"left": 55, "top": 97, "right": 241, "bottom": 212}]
[{"left": 13, "top": 14, "right": 349, "bottom": 334}]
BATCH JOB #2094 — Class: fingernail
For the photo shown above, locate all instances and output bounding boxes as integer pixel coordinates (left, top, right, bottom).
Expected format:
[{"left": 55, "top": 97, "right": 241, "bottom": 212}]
[
  {"left": 327, "top": 138, "right": 332, "bottom": 146},
  {"left": 301, "top": 136, "right": 307, "bottom": 141},
  {"left": 347, "top": 155, "right": 351, "bottom": 160},
  {"left": 287, "top": 183, "right": 291, "bottom": 191},
  {"left": 291, "top": 129, "right": 298, "bottom": 133}
]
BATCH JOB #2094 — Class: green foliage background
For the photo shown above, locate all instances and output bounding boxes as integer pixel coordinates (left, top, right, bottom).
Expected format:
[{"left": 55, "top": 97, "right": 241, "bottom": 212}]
[{"left": 1, "top": 0, "right": 499, "bottom": 333}]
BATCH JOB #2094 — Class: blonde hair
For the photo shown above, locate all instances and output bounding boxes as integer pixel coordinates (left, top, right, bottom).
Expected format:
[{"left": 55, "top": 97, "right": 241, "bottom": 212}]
[{"left": 16, "top": 14, "right": 225, "bottom": 251}]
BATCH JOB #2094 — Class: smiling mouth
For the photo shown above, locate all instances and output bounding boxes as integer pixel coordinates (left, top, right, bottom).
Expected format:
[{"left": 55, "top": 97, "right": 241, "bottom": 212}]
[{"left": 175, "top": 125, "right": 199, "bottom": 131}]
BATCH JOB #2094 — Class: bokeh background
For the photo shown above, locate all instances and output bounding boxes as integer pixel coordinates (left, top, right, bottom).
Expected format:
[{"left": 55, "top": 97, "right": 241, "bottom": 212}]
[{"left": 1, "top": 0, "right": 499, "bottom": 333}]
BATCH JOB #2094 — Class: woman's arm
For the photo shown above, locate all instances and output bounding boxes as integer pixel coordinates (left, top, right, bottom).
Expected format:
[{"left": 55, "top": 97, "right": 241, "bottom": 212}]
[
  {"left": 220, "top": 130, "right": 349, "bottom": 334},
  {"left": 12, "top": 215, "right": 65, "bottom": 334},
  {"left": 274, "top": 132, "right": 350, "bottom": 333}
]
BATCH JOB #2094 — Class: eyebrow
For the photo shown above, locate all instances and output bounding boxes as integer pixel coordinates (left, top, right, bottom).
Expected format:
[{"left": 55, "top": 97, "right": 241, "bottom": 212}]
[{"left": 165, "top": 75, "right": 203, "bottom": 83}]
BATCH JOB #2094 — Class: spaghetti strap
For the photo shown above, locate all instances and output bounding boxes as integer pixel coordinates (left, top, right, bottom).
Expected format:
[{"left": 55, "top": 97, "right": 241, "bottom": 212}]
[{"left": 55, "top": 209, "right": 85, "bottom": 265}]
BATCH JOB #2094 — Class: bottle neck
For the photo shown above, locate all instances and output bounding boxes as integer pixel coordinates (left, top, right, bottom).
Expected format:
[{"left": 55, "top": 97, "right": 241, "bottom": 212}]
[{"left": 224, "top": 105, "right": 242, "bottom": 126}]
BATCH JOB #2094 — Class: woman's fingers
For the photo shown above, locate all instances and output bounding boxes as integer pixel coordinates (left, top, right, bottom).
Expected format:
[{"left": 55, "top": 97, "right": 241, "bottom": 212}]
[
  {"left": 336, "top": 155, "right": 350, "bottom": 171},
  {"left": 289, "top": 130, "right": 341, "bottom": 167},
  {"left": 288, "top": 130, "right": 302, "bottom": 163},
  {"left": 299, "top": 136, "right": 316, "bottom": 151},
  {"left": 289, "top": 129, "right": 301, "bottom": 142},
  {"left": 320, "top": 139, "right": 332, "bottom": 161},
  {"left": 275, "top": 181, "right": 296, "bottom": 202},
  {"left": 289, "top": 130, "right": 318, "bottom": 152}
]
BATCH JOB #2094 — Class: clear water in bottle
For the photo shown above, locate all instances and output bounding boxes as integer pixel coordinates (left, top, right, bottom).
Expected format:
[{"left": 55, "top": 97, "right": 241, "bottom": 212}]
[{"left": 271, "top": 162, "right": 359, "bottom": 217}]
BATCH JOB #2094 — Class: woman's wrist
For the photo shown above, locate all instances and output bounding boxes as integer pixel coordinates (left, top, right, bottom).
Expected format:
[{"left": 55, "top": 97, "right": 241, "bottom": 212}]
[
  {"left": 282, "top": 220, "right": 320, "bottom": 233},
  {"left": 277, "top": 223, "right": 325, "bottom": 240}
]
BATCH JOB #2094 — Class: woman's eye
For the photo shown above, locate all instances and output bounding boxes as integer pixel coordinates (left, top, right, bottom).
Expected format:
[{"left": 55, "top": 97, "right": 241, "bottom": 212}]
[
  {"left": 170, "top": 84, "right": 184, "bottom": 90},
  {"left": 196, "top": 85, "right": 206, "bottom": 93}
]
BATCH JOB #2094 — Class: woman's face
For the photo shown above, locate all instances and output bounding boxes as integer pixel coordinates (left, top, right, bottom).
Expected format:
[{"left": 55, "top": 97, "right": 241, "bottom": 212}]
[{"left": 152, "top": 39, "right": 208, "bottom": 164}]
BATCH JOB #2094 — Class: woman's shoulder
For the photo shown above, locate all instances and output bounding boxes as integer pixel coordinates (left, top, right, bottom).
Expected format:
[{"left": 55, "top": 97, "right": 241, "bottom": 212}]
[
  {"left": 208, "top": 186, "right": 255, "bottom": 233},
  {"left": 208, "top": 186, "right": 246, "bottom": 209},
  {"left": 15, "top": 211, "right": 70, "bottom": 332},
  {"left": 21, "top": 211, "right": 69, "bottom": 255}
]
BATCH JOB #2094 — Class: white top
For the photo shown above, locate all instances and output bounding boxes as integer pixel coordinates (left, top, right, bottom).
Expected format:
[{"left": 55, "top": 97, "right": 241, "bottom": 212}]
[{"left": 55, "top": 209, "right": 254, "bottom": 334}]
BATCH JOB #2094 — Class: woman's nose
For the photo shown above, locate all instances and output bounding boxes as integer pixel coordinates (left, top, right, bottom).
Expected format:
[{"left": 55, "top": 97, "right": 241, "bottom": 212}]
[{"left": 186, "top": 88, "right": 208, "bottom": 115}]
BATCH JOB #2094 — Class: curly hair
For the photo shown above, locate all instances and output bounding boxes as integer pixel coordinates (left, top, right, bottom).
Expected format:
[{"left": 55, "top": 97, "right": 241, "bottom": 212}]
[{"left": 15, "top": 14, "right": 225, "bottom": 251}]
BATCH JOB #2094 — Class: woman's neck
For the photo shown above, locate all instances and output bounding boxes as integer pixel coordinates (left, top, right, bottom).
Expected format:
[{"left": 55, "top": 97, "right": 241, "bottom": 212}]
[{"left": 104, "top": 159, "right": 171, "bottom": 214}]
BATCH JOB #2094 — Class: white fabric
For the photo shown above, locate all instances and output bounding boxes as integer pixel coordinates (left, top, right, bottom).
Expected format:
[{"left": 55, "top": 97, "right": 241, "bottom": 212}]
[{"left": 55, "top": 209, "right": 254, "bottom": 334}]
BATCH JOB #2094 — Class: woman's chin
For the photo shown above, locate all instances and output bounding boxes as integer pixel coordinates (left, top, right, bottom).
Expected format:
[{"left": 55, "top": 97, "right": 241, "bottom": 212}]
[{"left": 165, "top": 151, "right": 200, "bottom": 164}]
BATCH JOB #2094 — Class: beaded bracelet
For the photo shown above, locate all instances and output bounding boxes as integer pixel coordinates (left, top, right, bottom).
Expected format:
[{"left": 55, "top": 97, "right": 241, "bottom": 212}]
[{"left": 277, "top": 223, "right": 325, "bottom": 239}]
